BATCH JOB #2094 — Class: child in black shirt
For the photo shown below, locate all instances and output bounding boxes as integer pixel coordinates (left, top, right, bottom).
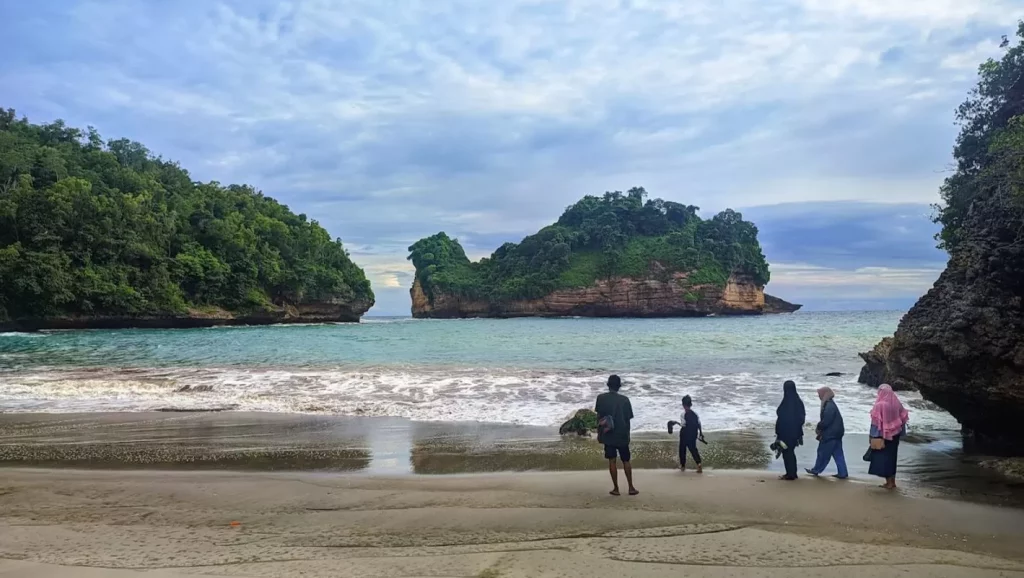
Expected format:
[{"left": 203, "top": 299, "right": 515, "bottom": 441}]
[{"left": 668, "top": 395, "right": 704, "bottom": 473}]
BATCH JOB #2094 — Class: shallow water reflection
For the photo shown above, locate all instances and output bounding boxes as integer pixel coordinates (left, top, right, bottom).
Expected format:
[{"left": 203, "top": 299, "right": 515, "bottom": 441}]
[{"left": 0, "top": 413, "right": 1021, "bottom": 507}]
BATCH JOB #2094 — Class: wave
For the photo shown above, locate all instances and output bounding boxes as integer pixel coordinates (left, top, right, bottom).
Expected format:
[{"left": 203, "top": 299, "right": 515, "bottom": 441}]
[{"left": 0, "top": 366, "right": 960, "bottom": 434}]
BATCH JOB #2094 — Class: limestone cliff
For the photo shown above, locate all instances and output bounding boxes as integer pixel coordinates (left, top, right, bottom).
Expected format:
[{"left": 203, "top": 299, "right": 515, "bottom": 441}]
[
  {"left": 862, "top": 187, "right": 1024, "bottom": 451},
  {"left": 411, "top": 273, "right": 798, "bottom": 318}
]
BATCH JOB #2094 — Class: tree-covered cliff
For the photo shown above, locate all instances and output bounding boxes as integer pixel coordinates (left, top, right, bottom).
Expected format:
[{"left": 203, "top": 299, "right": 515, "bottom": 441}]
[
  {"left": 0, "top": 110, "right": 373, "bottom": 325},
  {"left": 933, "top": 23, "right": 1024, "bottom": 251},
  {"left": 408, "top": 188, "right": 770, "bottom": 303},
  {"left": 860, "top": 22, "right": 1024, "bottom": 452}
]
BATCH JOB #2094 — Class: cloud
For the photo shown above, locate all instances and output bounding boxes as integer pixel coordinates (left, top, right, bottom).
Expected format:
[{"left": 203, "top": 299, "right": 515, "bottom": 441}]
[
  {"left": 740, "top": 201, "right": 946, "bottom": 270},
  {"left": 1, "top": 1, "right": 1020, "bottom": 313},
  {"left": 769, "top": 263, "right": 941, "bottom": 295},
  {"left": 940, "top": 39, "right": 1005, "bottom": 69}
]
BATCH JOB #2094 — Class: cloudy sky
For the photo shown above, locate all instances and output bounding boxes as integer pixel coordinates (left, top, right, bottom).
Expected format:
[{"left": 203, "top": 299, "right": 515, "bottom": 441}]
[{"left": 3, "top": 1, "right": 1021, "bottom": 315}]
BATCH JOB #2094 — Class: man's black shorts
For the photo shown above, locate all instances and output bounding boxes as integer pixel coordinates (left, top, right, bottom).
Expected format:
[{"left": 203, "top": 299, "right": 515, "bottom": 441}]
[{"left": 604, "top": 444, "right": 631, "bottom": 462}]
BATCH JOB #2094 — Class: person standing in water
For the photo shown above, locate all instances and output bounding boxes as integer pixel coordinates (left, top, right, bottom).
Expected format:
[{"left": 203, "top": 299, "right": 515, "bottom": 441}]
[
  {"left": 669, "top": 395, "right": 704, "bottom": 473},
  {"left": 774, "top": 380, "right": 806, "bottom": 480},
  {"left": 595, "top": 375, "right": 638, "bottom": 496},
  {"left": 868, "top": 384, "right": 909, "bottom": 490},
  {"left": 805, "top": 386, "right": 848, "bottom": 479}
]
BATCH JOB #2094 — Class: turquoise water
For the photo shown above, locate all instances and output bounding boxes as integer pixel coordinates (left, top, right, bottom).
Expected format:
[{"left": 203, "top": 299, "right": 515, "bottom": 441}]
[{"left": 0, "top": 312, "right": 958, "bottom": 433}]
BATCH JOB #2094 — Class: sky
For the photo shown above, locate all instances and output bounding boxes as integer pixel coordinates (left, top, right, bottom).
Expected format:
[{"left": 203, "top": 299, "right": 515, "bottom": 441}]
[{"left": 2, "top": 1, "right": 1022, "bottom": 315}]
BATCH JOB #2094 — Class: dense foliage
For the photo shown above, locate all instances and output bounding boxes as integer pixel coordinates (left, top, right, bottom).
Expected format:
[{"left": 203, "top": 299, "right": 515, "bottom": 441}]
[
  {"left": 409, "top": 187, "right": 769, "bottom": 301},
  {"left": 0, "top": 110, "right": 372, "bottom": 322},
  {"left": 935, "top": 21, "right": 1024, "bottom": 251}
]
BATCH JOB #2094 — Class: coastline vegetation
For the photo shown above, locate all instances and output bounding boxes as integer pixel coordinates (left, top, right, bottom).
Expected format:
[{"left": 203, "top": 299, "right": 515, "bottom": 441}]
[
  {"left": 933, "top": 22, "right": 1024, "bottom": 251},
  {"left": 409, "top": 187, "right": 769, "bottom": 302},
  {"left": 0, "top": 110, "right": 372, "bottom": 322}
]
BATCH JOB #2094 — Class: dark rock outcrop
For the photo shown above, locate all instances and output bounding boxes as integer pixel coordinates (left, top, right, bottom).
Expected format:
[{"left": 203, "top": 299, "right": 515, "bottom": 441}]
[
  {"left": 0, "top": 298, "right": 373, "bottom": 331},
  {"left": 857, "top": 337, "right": 904, "bottom": 389},
  {"left": 559, "top": 409, "right": 598, "bottom": 436},
  {"left": 411, "top": 274, "right": 800, "bottom": 319},
  {"left": 764, "top": 294, "right": 803, "bottom": 314},
  {"left": 176, "top": 385, "right": 215, "bottom": 393},
  {"left": 879, "top": 188, "right": 1024, "bottom": 452}
]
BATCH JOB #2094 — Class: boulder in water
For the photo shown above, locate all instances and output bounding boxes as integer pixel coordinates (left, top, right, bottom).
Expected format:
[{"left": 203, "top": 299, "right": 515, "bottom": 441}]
[
  {"left": 176, "top": 384, "right": 214, "bottom": 393},
  {"left": 559, "top": 409, "right": 598, "bottom": 436}
]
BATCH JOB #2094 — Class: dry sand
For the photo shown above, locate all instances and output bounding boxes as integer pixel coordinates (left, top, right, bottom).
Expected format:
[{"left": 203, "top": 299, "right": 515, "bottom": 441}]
[{"left": 1, "top": 468, "right": 1023, "bottom": 577}]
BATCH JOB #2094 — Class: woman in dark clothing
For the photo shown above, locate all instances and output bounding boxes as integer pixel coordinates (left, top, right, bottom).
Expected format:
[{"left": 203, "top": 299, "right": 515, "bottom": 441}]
[
  {"left": 868, "top": 384, "right": 909, "bottom": 489},
  {"left": 774, "top": 380, "right": 806, "bottom": 480},
  {"left": 805, "top": 386, "right": 848, "bottom": 479}
]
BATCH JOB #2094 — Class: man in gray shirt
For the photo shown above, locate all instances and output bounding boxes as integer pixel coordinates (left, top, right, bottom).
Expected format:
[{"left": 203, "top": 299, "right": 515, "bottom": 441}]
[{"left": 594, "top": 374, "right": 638, "bottom": 496}]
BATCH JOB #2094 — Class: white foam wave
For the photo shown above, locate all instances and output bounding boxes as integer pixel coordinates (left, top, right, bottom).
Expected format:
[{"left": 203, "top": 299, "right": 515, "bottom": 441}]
[
  {"left": 0, "top": 332, "right": 47, "bottom": 338},
  {"left": 0, "top": 366, "right": 960, "bottom": 433}
]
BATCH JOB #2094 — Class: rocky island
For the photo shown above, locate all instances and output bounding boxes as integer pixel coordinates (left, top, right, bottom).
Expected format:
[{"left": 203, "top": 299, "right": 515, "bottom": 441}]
[
  {"left": 857, "top": 26, "right": 1024, "bottom": 452},
  {"left": 408, "top": 188, "right": 799, "bottom": 318},
  {"left": 0, "top": 110, "right": 373, "bottom": 330}
]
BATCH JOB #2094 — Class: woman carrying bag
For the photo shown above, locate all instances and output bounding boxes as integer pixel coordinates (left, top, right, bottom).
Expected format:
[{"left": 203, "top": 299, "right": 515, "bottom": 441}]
[
  {"left": 775, "top": 380, "right": 806, "bottom": 480},
  {"left": 867, "top": 384, "right": 909, "bottom": 489}
]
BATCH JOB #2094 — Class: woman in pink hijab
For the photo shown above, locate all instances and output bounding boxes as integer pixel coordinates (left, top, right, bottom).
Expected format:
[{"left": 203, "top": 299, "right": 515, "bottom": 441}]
[{"left": 867, "top": 384, "right": 909, "bottom": 489}]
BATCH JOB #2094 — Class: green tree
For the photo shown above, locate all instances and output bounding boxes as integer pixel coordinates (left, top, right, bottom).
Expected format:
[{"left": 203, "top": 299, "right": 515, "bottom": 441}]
[
  {"left": 934, "top": 22, "right": 1024, "bottom": 250},
  {"left": 0, "top": 111, "right": 373, "bottom": 322}
]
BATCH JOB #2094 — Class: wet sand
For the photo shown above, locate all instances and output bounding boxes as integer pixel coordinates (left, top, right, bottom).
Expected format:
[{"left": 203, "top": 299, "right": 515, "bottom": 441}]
[
  {"left": 1, "top": 468, "right": 1024, "bottom": 578},
  {"left": 1, "top": 412, "right": 1022, "bottom": 505}
]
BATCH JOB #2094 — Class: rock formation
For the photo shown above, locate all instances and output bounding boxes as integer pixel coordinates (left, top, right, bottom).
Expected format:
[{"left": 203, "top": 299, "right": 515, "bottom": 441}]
[
  {"left": 857, "top": 192, "right": 1024, "bottom": 447},
  {"left": 559, "top": 409, "right": 599, "bottom": 436},
  {"left": 764, "top": 294, "right": 803, "bottom": 314},
  {"left": 879, "top": 185, "right": 1024, "bottom": 452},
  {"left": 856, "top": 337, "right": 901, "bottom": 389},
  {"left": 851, "top": 25, "right": 1024, "bottom": 453},
  {"left": 411, "top": 273, "right": 800, "bottom": 318},
  {"left": 176, "top": 385, "right": 215, "bottom": 393}
]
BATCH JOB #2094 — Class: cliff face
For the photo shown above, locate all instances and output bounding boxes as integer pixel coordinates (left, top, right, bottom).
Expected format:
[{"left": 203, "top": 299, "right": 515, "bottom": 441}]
[
  {"left": 411, "top": 273, "right": 799, "bottom": 318},
  {"left": 856, "top": 337, "right": 898, "bottom": 389},
  {"left": 877, "top": 187, "right": 1024, "bottom": 452},
  {"left": 0, "top": 297, "right": 373, "bottom": 331}
]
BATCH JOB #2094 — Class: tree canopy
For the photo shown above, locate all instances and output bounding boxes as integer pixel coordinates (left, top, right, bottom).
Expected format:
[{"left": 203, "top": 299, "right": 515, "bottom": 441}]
[
  {"left": 934, "top": 21, "right": 1024, "bottom": 251},
  {"left": 0, "top": 110, "right": 372, "bottom": 322},
  {"left": 409, "top": 187, "right": 769, "bottom": 302}
]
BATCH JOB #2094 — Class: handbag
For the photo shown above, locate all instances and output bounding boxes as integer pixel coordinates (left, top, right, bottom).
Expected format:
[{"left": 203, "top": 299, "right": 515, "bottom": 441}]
[
  {"left": 869, "top": 437, "right": 885, "bottom": 451},
  {"left": 862, "top": 447, "right": 873, "bottom": 462}
]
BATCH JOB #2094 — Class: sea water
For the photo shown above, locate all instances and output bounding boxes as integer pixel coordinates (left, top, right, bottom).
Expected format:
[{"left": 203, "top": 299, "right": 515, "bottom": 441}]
[{"left": 0, "top": 312, "right": 959, "bottom": 434}]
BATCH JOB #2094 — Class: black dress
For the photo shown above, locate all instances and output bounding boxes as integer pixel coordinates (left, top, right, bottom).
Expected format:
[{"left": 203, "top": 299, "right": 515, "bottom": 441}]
[
  {"left": 775, "top": 382, "right": 806, "bottom": 479},
  {"left": 868, "top": 434, "right": 901, "bottom": 478}
]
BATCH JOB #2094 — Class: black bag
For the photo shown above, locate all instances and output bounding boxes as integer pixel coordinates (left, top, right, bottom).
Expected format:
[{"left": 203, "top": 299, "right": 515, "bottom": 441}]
[{"left": 862, "top": 447, "right": 874, "bottom": 462}]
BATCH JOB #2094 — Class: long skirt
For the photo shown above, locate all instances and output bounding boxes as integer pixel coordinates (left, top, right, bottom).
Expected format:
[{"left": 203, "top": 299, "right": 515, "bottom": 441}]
[{"left": 868, "top": 434, "right": 900, "bottom": 478}]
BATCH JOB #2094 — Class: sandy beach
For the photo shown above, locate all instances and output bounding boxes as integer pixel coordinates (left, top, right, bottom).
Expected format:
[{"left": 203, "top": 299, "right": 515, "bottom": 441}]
[
  {"left": 2, "top": 413, "right": 1024, "bottom": 577},
  {"left": 1, "top": 467, "right": 1023, "bottom": 578}
]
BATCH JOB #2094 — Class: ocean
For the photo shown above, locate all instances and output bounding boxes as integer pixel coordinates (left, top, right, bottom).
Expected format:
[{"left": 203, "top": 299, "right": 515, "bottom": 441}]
[{"left": 0, "top": 311, "right": 959, "bottom": 434}]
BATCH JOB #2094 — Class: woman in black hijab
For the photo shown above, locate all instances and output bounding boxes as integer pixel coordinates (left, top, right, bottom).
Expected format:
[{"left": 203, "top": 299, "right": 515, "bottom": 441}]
[{"left": 775, "top": 380, "right": 806, "bottom": 480}]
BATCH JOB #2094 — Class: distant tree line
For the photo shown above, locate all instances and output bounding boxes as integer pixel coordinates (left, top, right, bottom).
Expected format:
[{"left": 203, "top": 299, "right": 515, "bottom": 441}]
[
  {"left": 0, "top": 110, "right": 372, "bottom": 322},
  {"left": 409, "top": 187, "right": 770, "bottom": 302}
]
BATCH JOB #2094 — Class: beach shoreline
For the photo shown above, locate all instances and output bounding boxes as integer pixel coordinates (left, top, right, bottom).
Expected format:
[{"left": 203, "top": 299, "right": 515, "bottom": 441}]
[
  {"left": 1, "top": 411, "right": 1022, "bottom": 507},
  {"left": 1, "top": 467, "right": 1023, "bottom": 577}
]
